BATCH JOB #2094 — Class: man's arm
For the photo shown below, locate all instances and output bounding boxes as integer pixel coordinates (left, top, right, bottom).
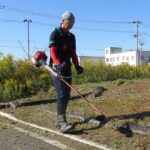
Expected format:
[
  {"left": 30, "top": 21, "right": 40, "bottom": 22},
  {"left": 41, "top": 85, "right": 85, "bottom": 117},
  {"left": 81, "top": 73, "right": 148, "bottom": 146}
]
[
  {"left": 50, "top": 45, "right": 60, "bottom": 65},
  {"left": 71, "top": 48, "right": 79, "bottom": 65},
  {"left": 71, "top": 49, "right": 83, "bottom": 74}
]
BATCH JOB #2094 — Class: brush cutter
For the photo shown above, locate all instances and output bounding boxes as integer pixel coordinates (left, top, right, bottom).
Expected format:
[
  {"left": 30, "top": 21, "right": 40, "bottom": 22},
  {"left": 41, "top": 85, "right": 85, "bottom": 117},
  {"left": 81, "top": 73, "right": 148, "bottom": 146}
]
[
  {"left": 32, "top": 51, "right": 134, "bottom": 135},
  {"left": 32, "top": 51, "right": 108, "bottom": 118}
]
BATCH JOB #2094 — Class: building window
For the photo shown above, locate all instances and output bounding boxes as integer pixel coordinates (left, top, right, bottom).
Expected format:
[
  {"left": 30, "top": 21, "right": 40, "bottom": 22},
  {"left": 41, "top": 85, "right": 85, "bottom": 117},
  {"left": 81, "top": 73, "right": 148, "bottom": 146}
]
[
  {"left": 113, "top": 57, "right": 115, "bottom": 61},
  {"left": 106, "top": 58, "right": 109, "bottom": 62},
  {"left": 141, "top": 56, "right": 144, "bottom": 60},
  {"left": 131, "top": 56, "right": 134, "bottom": 61},
  {"left": 122, "top": 56, "right": 125, "bottom": 61},
  {"left": 106, "top": 50, "right": 109, "bottom": 54},
  {"left": 117, "top": 57, "right": 120, "bottom": 61},
  {"left": 148, "top": 56, "right": 150, "bottom": 63},
  {"left": 126, "top": 57, "right": 129, "bottom": 61}
]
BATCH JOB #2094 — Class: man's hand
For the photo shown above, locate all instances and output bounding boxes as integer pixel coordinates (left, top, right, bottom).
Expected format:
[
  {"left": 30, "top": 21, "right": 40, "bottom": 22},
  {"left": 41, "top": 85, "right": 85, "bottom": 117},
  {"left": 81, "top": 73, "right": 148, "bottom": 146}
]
[
  {"left": 75, "top": 65, "right": 84, "bottom": 74},
  {"left": 56, "top": 64, "right": 65, "bottom": 75}
]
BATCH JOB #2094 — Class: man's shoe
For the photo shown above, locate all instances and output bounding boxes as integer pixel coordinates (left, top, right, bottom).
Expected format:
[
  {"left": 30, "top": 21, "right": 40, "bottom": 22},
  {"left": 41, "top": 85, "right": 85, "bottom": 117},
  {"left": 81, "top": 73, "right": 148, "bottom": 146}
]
[
  {"left": 56, "top": 114, "right": 74, "bottom": 133},
  {"left": 59, "top": 122, "right": 74, "bottom": 133}
]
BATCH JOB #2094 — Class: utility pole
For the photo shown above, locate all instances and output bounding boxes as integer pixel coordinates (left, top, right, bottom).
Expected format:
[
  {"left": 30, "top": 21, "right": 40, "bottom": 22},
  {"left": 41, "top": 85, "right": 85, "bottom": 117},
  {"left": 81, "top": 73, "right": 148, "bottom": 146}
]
[
  {"left": 24, "top": 19, "right": 32, "bottom": 59},
  {"left": 133, "top": 21, "right": 142, "bottom": 51},
  {"left": 139, "top": 37, "right": 144, "bottom": 64}
]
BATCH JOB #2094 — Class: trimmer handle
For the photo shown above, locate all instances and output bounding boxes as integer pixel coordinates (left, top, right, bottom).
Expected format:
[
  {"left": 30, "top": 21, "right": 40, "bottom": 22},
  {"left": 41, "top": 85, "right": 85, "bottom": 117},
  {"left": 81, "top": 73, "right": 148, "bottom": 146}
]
[{"left": 44, "top": 65, "right": 58, "bottom": 77}]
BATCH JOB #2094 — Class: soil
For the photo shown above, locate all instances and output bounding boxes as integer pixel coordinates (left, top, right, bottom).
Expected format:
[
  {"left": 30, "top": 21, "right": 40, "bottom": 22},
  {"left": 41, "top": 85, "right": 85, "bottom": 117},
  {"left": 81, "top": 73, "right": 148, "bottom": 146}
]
[{"left": 0, "top": 79, "right": 150, "bottom": 150}]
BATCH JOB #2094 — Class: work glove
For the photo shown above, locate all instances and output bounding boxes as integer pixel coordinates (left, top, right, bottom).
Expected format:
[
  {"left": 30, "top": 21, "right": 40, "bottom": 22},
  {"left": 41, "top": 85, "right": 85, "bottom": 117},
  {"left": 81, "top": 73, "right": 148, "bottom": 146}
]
[
  {"left": 75, "top": 65, "right": 84, "bottom": 74},
  {"left": 56, "top": 64, "right": 65, "bottom": 76}
]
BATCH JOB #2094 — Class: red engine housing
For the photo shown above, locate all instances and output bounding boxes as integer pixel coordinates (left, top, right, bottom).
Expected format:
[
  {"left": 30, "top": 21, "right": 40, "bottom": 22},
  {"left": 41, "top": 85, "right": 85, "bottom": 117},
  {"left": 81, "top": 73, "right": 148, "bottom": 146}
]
[{"left": 33, "top": 51, "right": 47, "bottom": 64}]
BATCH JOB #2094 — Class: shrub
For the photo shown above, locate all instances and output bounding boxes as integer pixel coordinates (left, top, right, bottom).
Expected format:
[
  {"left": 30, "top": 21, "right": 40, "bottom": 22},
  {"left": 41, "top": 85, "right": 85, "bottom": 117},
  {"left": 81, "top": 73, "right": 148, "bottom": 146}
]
[
  {"left": 0, "top": 54, "right": 15, "bottom": 82},
  {"left": 38, "top": 73, "right": 51, "bottom": 92},
  {"left": 0, "top": 52, "right": 150, "bottom": 101},
  {"left": 3, "top": 79, "right": 19, "bottom": 101}
]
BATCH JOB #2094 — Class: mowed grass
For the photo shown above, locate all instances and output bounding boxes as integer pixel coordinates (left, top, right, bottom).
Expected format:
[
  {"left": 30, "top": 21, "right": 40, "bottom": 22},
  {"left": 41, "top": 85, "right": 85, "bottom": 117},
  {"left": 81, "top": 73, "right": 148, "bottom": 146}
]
[{"left": 1, "top": 79, "right": 150, "bottom": 149}]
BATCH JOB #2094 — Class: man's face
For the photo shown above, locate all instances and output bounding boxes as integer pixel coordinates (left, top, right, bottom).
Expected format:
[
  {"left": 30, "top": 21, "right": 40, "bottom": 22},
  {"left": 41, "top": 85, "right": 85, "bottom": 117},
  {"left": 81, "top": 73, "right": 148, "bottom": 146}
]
[{"left": 62, "top": 19, "right": 75, "bottom": 31}]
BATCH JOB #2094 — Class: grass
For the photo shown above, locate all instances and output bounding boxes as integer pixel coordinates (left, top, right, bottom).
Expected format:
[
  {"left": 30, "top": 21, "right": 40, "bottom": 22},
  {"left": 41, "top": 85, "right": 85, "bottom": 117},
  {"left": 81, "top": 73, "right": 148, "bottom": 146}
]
[{"left": 0, "top": 79, "right": 150, "bottom": 149}]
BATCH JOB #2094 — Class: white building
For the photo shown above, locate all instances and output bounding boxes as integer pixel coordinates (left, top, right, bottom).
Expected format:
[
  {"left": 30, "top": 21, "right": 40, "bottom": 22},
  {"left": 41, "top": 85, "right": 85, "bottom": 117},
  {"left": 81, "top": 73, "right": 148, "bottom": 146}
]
[
  {"left": 105, "top": 47, "right": 150, "bottom": 66},
  {"left": 79, "top": 56, "right": 104, "bottom": 63}
]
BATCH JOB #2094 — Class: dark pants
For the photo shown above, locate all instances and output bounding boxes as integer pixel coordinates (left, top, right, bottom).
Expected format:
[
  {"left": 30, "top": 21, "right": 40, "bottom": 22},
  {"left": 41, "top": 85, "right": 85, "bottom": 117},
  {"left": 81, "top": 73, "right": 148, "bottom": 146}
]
[{"left": 51, "top": 74, "right": 72, "bottom": 115}]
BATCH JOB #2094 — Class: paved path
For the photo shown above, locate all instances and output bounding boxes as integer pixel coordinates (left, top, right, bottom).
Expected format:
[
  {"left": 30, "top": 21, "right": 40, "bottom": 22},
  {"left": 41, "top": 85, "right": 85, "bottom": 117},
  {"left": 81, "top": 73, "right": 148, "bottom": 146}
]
[
  {"left": 0, "top": 128, "right": 62, "bottom": 150},
  {"left": 0, "top": 114, "right": 109, "bottom": 150}
]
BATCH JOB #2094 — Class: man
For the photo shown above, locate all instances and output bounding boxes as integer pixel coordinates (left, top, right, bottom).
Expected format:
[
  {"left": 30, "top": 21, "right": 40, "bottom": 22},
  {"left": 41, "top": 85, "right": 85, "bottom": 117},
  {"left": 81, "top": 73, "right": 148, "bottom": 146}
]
[{"left": 49, "top": 11, "right": 83, "bottom": 133}]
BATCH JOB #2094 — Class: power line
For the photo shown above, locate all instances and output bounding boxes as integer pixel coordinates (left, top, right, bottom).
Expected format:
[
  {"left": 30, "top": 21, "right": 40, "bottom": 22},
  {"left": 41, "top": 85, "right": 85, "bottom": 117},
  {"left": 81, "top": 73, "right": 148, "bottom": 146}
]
[
  {"left": 0, "top": 45, "right": 47, "bottom": 49},
  {"left": 142, "top": 23, "right": 150, "bottom": 28},
  {"left": 0, "top": 4, "right": 60, "bottom": 19},
  {"left": 75, "top": 26, "right": 134, "bottom": 33},
  {"left": 18, "top": 40, "right": 28, "bottom": 57},
  {"left": 0, "top": 39, "right": 48, "bottom": 45},
  {"left": 32, "top": 21, "right": 56, "bottom": 26},
  {"left": 0, "top": 5, "right": 149, "bottom": 49},
  {"left": 0, "top": 4, "right": 5, "bottom": 9},
  {"left": 143, "top": 32, "right": 150, "bottom": 37},
  {"left": 77, "top": 19, "right": 133, "bottom": 24},
  {"left": 0, "top": 18, "right": 135, "bottom": 33},
  {"left": 0, "top": 4, "right": 135, "bottom": 24},
  {"left": 0, "top": 45, "right": 104, "bottom": 51},
  {"left": 0, "top": 19, "right": 23, "bottom": 23}
]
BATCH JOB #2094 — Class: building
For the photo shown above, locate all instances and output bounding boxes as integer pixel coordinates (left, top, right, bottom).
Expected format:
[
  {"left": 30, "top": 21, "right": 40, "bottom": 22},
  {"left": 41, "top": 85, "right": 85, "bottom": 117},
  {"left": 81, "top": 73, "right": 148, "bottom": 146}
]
[
  {"left": 105, "top": 47, "right": 150, "bottom": 66},
  {"left": 79, "top": 56, "right": 104, "bottom": 63}
]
